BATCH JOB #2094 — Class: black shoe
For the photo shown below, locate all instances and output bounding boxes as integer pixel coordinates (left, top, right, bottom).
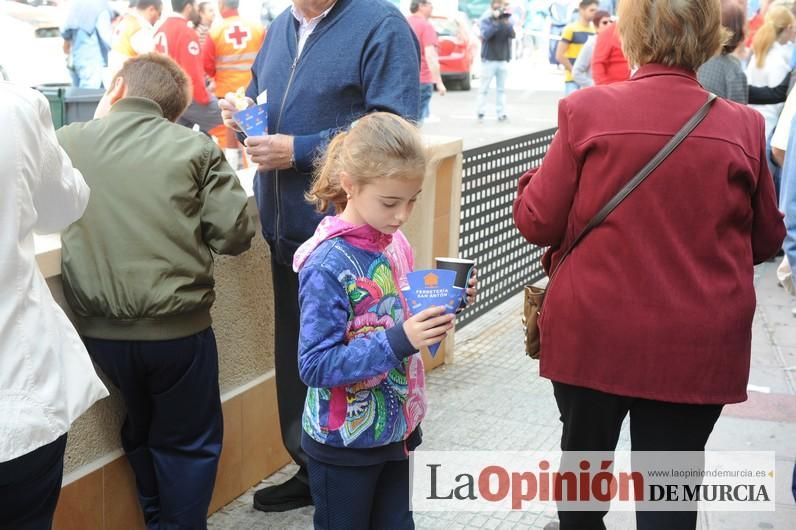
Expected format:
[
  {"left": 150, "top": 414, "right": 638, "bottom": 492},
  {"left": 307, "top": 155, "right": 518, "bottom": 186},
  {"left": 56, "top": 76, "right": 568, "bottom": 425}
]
[
  {"left": 253, "top": 475, "right": 313, "bottom": 513},
  {"left": 498, "top": 114, "right": 508, "bottom": 122},
  {"left": 477, "top": 113, "right": 484, "bottom": 122}
]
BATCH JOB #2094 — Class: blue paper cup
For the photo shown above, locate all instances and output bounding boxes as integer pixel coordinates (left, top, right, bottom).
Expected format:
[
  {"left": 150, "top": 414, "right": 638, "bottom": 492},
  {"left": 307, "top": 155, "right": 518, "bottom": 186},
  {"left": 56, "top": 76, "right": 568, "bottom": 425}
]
[{"left": 435, "top": 257, "right": 475, "bottom": 307}]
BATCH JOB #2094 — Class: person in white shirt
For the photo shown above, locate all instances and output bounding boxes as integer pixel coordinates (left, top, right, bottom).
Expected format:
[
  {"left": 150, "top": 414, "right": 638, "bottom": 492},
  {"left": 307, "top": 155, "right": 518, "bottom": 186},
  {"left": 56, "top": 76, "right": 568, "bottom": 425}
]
[
  {"left": 771, "top": 87, "right": 796, "bottom": 170},
  {"left": 771, "top": 87, "right": 796, "bottom": 301},
  {"left": 746, "top": 5, "right": 795, "bottom": 140},
  {"left": 0, "top": 82, "right": 108, "bottom": 529}
]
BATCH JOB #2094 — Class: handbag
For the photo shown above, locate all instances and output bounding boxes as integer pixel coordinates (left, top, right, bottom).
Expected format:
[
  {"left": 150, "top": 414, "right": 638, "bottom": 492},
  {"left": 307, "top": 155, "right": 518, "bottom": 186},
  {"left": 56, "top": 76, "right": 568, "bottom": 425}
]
[{"left": 523, "top": 93, "right": 717, "bottom": 359}]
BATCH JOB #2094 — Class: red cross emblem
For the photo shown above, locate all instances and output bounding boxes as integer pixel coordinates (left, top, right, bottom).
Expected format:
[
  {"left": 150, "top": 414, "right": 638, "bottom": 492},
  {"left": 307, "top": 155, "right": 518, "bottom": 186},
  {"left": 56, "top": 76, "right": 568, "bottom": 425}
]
[
  {"left": 154, "top": 32, "right": 168, "bottom": 54},
  {"left": 225, "top": 25, "right": 251, "bottom": 49}
]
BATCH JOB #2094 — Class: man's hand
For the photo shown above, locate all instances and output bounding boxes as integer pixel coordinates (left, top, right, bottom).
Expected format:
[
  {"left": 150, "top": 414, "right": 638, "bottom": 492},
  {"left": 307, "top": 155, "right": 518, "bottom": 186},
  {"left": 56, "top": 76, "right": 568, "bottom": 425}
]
[
  {"left": 219, "top": 92, "right": 254, "bottom": 133},
  {"left": 244, "top": 134, "right": 295, "bottom": 171},
  {"left": 436, "top": 81, "right": 447, "bottom": 96},
  {"left": 555, "top": 40, "right": 571, "bottom": 72},
  {"left": 403, "top": 306, "right": 455, "bottom": 350}
]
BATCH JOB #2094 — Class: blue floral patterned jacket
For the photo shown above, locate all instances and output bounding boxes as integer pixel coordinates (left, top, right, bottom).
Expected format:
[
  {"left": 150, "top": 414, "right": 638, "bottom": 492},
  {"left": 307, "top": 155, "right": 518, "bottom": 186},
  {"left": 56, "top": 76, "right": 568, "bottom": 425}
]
[{"left": 293, "top": 217, "right": 426, "bottom": 450}]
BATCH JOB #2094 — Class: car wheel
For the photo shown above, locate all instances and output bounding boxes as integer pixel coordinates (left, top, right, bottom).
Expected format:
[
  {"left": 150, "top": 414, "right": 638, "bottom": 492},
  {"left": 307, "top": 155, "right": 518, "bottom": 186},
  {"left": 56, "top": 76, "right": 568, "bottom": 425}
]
[{"left": 460, "top": 74, "right": 471, "bottom": 91}]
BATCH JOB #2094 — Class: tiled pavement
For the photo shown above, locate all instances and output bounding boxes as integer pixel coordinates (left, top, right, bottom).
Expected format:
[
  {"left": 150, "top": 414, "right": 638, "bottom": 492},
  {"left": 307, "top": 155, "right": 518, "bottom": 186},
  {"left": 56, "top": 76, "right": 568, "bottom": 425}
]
[{"left": 208, "top": 262, "right": 796, "bottom": 529}]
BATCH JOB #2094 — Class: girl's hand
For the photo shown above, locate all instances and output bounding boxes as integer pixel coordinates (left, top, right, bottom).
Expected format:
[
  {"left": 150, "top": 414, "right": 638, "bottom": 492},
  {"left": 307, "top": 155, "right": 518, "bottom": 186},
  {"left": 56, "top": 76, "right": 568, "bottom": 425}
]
[
  {"left": 465, "top": 268, "right": 478, "bottom": 306},
  {"left": 403, "top": 306, "right": 455, "bottom": 350}
]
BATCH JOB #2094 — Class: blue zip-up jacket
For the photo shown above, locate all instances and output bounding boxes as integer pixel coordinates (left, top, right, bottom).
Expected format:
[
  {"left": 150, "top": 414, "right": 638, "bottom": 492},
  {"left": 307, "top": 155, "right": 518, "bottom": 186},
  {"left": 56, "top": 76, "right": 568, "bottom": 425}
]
[
  {"left": 480, "top": 13, "right": 515, "bottom": 62},
  {"left": 245, "top": 0, "right": 420, "bottom": 265}
]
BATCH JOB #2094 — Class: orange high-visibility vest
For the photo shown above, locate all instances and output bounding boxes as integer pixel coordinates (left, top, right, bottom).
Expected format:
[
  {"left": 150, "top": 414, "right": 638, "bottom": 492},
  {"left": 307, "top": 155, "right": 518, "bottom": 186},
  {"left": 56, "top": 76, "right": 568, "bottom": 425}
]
[{"left": 207, "top": 16, "right": 265, "bottom": 98}]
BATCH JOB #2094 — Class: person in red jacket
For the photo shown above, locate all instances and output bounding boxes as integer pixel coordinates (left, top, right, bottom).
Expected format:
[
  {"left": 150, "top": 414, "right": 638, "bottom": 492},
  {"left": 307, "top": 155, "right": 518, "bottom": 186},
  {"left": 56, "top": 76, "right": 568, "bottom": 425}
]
[
  {"left": 591, "top": 19, "right": 629, "bottom": 84},
  {"left": 513, "top": 0, "right": 785, "bottom": 528},
  {"left": 154, "top": 0, "right": 222, "bottom": 133}
]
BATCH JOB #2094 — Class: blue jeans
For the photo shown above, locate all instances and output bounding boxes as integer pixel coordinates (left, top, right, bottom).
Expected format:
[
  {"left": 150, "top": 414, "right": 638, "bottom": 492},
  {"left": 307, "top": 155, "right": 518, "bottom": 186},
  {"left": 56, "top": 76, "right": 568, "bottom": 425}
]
[
  {"left": 419, "top": 83, "right": 433, "bottom": 121},
  {"left": 308, "top": 456, "right": 413, "bottom": 529},
  {"left": 86, "top": 328, "right": 223, "bottom": 530},
  {"left": 477, "top": 60, "right": 508, "bottom": 117}
]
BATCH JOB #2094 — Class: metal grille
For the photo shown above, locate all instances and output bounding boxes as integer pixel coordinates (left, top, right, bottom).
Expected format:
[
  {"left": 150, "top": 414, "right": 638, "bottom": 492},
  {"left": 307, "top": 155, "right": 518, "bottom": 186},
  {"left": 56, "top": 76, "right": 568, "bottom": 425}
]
[{"left": 457, "top": 129, "right": 557, "bottom": 328}]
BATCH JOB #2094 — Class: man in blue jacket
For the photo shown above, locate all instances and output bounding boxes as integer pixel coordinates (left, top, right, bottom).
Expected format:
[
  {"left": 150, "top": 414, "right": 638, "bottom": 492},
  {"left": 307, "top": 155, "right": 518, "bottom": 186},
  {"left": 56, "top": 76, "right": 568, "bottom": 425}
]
[
  {"left": 219, "top": 0, "right": 420, "bottom": 513},
  {"left": 477, "top": 0, "right": 515, "bottom": 121}
]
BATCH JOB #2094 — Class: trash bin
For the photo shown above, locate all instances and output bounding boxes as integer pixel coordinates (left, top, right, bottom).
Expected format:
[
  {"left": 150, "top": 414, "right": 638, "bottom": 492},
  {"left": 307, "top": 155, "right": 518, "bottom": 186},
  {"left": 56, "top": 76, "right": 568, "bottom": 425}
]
[{"left": 36, "top": 84, "right": 105, "bottom": 129}]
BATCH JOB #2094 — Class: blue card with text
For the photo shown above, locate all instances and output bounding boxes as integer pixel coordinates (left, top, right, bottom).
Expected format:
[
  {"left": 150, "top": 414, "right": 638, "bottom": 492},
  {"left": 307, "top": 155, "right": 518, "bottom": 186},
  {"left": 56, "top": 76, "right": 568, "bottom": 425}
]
[
  {"left": 233, "top": 103, "right": 268, "bottom": 137},
  {"left": 402, "top": 269, "right": 462, "bottom": 356}
]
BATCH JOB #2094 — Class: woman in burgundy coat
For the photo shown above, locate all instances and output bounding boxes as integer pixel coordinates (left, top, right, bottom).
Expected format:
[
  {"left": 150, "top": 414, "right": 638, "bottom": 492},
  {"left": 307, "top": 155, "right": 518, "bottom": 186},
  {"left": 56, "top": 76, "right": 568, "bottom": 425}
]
[{"left": 513, "top": 0, "right": 785, "bottom": 528}]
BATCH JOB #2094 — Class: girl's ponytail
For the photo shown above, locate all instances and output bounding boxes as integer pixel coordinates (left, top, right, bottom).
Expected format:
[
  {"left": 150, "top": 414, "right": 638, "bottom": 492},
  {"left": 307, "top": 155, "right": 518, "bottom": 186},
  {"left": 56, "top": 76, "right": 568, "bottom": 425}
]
[
  {"left": 753, "top": 22, "right": 777, "bottom": 68},
  {"left": 307, "top": 113, "right": 427, "bottom": 214},
  {"left": 307, "top": 131, "right": 349, "bottom": 213},
  {"left": 752, "top": 6, "right": 793, "bottom": 69}
]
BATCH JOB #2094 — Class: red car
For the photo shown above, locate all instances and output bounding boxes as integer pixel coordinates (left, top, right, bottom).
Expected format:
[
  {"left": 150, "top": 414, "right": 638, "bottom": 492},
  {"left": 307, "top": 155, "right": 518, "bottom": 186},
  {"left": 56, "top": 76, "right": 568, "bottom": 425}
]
[{"left": 430, "top": 14, "right": 475, "bottom": 91}]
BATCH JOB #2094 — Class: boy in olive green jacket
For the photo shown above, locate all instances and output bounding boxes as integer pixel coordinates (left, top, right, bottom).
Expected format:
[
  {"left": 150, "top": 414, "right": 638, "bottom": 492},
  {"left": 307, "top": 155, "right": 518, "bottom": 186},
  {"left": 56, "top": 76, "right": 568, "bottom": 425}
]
[{"left": 56, "top": 53, "right": 254, "bottom": 529}]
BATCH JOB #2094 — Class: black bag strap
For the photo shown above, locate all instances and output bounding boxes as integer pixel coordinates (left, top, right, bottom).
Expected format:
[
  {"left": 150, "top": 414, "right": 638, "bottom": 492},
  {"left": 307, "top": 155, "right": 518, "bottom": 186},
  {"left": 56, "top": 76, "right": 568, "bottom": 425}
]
[{"left": 548, "top": 92, "right": 717, "bottom": 281}]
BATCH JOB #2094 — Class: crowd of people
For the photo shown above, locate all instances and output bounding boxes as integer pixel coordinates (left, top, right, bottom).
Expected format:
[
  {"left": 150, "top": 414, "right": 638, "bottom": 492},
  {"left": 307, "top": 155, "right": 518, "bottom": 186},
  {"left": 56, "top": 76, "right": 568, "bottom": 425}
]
[
  {"left": 60, "top": 0, "right": 265, "bottom": 166},
  {"left": 5, "top": 0, "right": 467, "bottom": 528},
  {"left": 2, "top": 0, "right": 796, "bottom": 530}
]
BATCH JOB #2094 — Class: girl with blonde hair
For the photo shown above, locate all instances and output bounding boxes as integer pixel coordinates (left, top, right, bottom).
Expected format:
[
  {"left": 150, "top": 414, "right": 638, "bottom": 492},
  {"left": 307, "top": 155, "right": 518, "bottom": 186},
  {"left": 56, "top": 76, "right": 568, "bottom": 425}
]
[
  {"left": 292, "top": 112, "right": 477, "bottom": 529},
  {"left": 747, "top": 5, "right": 795, "bottom": 138}
]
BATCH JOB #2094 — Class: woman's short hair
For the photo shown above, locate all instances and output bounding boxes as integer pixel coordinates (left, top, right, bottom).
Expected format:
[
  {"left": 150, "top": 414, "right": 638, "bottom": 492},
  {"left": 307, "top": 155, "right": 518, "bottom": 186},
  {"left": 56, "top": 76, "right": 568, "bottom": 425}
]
[
  {"left": 618, "top": 0, "right": 725, "bottom": 70},
  {"left": 593, "top": 10, "right": 611, "bottom": 27},
  {"left": 720, "top": 0, "right": 746, "bottom": 55}
]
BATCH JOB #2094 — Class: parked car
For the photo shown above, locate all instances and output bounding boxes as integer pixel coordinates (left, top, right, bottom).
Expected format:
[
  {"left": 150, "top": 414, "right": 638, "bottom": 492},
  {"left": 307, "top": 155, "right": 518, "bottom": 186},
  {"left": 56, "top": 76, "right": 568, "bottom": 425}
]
[
  {"left": 0, "top": 2, "right": 70, "bottom": 87},
  {"left": 430, "top": 13, "right": 475, "bottom": 91}
]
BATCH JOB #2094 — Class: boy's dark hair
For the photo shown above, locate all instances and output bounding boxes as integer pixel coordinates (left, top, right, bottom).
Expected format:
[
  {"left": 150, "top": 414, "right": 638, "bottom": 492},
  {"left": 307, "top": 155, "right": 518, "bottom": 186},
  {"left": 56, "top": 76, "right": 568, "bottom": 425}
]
[
  {"left": 579, "top": 0, "right": 598, "bottom": 8},
  {"left": 137, "top": 0, "right": 162, "bottom": 10},
  {"left": 113, "top": 53, "right": 191, "bottom": 122},
  {"left": 172, "top": 0, "right": 194, "bottom": 13}
]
